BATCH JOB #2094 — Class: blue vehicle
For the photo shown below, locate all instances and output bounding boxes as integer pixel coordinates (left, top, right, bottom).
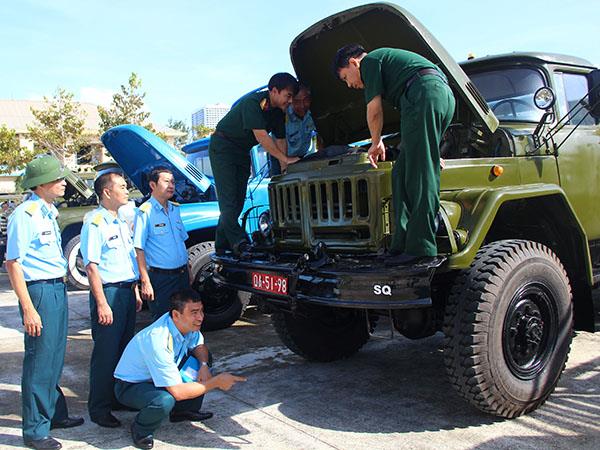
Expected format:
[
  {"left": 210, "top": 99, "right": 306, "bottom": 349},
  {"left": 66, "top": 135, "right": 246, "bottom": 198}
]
[{"left": 101, "top": 124, "right": 271, "bottom": 330}]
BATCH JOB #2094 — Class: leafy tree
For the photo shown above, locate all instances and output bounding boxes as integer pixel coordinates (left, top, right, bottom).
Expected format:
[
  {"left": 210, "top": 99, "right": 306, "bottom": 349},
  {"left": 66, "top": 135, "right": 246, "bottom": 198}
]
[
  {"left": 193, "top": 124, "right": 215, "bottom": 139},
  {"left": 166, "top": 118, "right": 190, "bottom": 148},
  {"left": 0, "top": 125, "right": 36, "bottom": 174},
  {"left": 27, "top": 88, "right": 89, "bottom": 162},
  {"left": 98, "top": 72, "right": 151, "bottom": 133}
]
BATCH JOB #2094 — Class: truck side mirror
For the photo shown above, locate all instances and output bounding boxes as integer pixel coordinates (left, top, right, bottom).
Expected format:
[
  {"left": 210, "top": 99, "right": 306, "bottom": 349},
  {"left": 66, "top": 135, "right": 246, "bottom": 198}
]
[{"left": 586, "top": 69, "right": 600, "bottom": 121}]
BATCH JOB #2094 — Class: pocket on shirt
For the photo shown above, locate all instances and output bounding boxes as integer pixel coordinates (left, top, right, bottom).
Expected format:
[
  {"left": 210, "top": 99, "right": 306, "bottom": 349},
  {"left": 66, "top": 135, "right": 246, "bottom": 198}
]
[
  {"left": 37, "top": 229, "right": 56, "bottom": 245},
  {"left": 152, "top": 225, "right": 168, "bottom": 236}
]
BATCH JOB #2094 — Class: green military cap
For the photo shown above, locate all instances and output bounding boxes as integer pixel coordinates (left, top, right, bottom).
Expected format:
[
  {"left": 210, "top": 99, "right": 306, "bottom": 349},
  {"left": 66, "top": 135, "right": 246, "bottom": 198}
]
[{"left": 21, "top": 155, "right": 70, "bottom": 190}]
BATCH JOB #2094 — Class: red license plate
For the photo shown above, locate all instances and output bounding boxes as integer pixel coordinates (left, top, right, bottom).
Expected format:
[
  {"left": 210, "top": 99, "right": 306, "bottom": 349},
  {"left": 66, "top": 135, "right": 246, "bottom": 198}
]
[{"left": 251, "top": 272, "right": 288, "bottom": 295}]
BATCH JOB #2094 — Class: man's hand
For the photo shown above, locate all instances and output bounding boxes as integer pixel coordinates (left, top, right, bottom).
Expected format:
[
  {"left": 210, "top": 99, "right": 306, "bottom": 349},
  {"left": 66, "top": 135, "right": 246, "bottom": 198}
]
[
  {"left": 134, "top": 283, "right": 143, "bottom": 312},
  {"left": 214, "top": 373, "right": 247, "bottom": 391},
  {"left": 23, "top": 308, "right": 42, "bottom": 337},
  {"left": 140, "top": 278, "right": 154, "bottom": 302},
  {"left": 198, "top": 364, "right": 212, "bottom": 383},
  {"left": 97, "top": 302, "right": 113, "bottom": 326},
  {"left": 367, "top": 141, "right": 386, "bottom": 168}
]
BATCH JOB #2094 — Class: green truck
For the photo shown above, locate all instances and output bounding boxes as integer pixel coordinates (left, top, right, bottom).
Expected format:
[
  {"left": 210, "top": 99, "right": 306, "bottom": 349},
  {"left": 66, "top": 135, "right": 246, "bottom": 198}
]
[{"left": 212, "top": 3, "right": 600, "bottom": 418}]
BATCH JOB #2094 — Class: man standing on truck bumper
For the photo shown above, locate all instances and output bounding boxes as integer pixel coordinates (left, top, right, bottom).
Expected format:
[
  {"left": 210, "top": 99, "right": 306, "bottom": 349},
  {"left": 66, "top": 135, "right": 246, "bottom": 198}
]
[
  {"left": 6, "top": 155, "right": 84, "bottom": 450},
  {"left": 334, "top": 45, "right": 455, "bottom": 263},
  {"left": 209, "top": 73, "right": 300, "bottom": 256},
  {"left": 133, "top": 167, "right": 191, "bottom": 321}
]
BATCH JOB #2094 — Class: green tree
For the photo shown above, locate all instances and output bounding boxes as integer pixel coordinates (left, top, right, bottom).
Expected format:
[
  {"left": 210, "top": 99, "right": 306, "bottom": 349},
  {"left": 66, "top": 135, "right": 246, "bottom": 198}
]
[
  {"left": 0, "top": 125, "right": 36, "bottom": 174},
  {"left": 98, "top": 72, "right": 151, "bottom": 133},
  {"left": 193, "top": 124, "right": 215, "bottom": 139},
  {"left": 166, "top": 118, "right": 190, "bottom": 148},
  {"left": 27, "top": 88, "right": 89, "bottom": 162}
]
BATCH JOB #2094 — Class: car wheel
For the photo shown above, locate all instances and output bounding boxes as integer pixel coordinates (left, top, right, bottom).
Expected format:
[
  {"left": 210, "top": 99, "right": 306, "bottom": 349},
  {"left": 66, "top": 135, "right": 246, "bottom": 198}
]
[
  {"left": 64, "top": 234, "right": 89, "bottom": 290},
  {"left": 443, "top": 239, "right": 573, "bottom": 418},
  {"left": 272, "top": 304, "right": 370, "bottom": 362},
  {"left": 188, "top": 241, "right": 244, "bottom": 331}
]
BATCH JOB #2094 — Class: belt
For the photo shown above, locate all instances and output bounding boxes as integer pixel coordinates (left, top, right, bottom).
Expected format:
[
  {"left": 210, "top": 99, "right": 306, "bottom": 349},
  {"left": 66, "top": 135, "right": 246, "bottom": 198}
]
[
  {"left": 103, "top": 281, "right": 135, "bottom": 289},
  {"left": 148, "top": 265, "right": 187, "bottom": 275},
  {"left": 406, "top": 68, "right": 446, "bottom": 90},
  {"left": 212, "top": 130, "right": 248, "bottom": 152},
  {"left": 26, "top": 277, "right": 65, "bottom": 286}
]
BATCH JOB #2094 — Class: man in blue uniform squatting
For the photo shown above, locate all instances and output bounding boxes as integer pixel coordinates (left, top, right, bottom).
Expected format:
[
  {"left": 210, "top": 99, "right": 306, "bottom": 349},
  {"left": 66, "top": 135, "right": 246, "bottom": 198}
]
[
  {"left": 134, "top": 167, "right": 191, "bottom": 321},
  {"left": 269, "top": 84, "right": 319, "bottom": 176},
  {"left": 334, "top": 45, "right": 455, "bottom": 265},
  {"left": 80, "top": 169, "right": 142, "bottom": 429},
  {"left": 114, "top": 288, "right": 246, "bottom": 449},
  {"left": 209, "top": 72, "right": 300, "bottom": 256},
  {"left": 6, "top": 155, "right": 84, "bottom": 450}
]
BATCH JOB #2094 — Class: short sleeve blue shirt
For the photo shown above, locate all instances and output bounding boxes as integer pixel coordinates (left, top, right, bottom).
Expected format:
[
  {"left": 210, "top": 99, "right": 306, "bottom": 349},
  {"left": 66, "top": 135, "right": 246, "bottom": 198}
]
[
  {"left": 80, "top": 206, "right": 139, "bottom": 283},
  {"left": 114, "top": 312, "right": 204, "bottom": 387},
  {"left": 6, "top": 193, "right": 67, "bottom": 281},
  {"left": 133, "top": 196, "right": 189, "bottom": 269},
  {"left": 285, "top": 105, "right": 316, "bottom": 158}
]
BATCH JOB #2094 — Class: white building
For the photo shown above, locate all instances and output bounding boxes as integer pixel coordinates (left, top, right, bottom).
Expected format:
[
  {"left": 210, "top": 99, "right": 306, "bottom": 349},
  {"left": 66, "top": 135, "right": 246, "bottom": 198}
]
[{"left": 192, "top": 103, "right": 230, "bottom": 130}]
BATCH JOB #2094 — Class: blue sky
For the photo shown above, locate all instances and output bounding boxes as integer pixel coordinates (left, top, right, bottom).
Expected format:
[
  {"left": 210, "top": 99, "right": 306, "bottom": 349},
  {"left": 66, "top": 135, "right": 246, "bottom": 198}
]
[{"left": 1, "top": 0, "right": 598, "bottom": 127}]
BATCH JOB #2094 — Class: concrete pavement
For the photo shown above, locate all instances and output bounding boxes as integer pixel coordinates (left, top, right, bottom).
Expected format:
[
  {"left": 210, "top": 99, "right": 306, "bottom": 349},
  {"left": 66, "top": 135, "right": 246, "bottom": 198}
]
[{"left": 0, "top": 272, "right": 599, "bottom": 449}]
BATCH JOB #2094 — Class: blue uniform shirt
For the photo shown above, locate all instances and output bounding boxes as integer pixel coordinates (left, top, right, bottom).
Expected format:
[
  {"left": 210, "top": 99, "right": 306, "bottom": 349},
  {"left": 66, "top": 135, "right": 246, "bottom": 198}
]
[
  {"left": 133, "top": 197, "right": 188, "bottom": 269},
  {"left": 6, "top": 194, "right": 67, "bottom": 281},
  {"left": 285, "top": 105, "right": 316, "bottom": 158},
  {"left": 80, "top": 206, "right": 139, "bottom": 284},
  {"left": 114, "top": 312, "right": 204, "bottom": 387}
]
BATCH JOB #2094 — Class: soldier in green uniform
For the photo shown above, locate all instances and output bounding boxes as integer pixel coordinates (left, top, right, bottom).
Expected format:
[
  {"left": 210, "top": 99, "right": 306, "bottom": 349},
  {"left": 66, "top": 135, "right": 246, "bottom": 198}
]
[
  {"left": 334, "top": 44, "right": 455, "bottom": 264},
  {"left": 6, "top": 156, "right": 84, "bottom": 450},
  {"left": 209, "top": 72, "right": 300, "bottom": 256}
]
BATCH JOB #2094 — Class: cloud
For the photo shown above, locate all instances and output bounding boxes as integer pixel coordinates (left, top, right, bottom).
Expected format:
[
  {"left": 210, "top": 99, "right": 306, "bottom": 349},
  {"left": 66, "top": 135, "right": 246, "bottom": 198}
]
[{"left": 78, "top": 87, "right": 114, "bottom": 107}]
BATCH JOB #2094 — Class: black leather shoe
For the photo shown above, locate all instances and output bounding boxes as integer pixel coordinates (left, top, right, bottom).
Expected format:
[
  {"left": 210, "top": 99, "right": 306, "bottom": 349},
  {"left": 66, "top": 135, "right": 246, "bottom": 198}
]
[
  {"left": 91, "top": 413, "right": 121, "bottom": 428},
  {"left": 50, "top": 416, "right": 84, "bottom": 430},
  {"left": 131, "top": 424, "right": 153, "bottom": 449},
  {"left": 169, "top": 410, "right": 214, "bottom": 422},
  {"left": 24, "top": 436, "right": 62, "bottom": 450}
]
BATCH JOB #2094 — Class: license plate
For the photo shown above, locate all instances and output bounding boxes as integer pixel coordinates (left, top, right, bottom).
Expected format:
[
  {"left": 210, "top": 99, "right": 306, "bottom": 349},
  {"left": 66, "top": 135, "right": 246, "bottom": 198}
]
[{"left": 251, "top": 272, "right": 288, "bottom": 295}]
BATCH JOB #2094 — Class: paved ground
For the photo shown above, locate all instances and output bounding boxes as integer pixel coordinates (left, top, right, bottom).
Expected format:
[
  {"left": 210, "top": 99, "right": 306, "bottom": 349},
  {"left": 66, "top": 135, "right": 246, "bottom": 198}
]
[{"left": 0, "top": 271, "right": 599, "bottom": 449}]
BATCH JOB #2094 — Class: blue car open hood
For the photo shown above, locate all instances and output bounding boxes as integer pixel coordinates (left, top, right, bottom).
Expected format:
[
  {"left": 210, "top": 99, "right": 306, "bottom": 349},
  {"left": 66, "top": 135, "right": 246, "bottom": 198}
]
[{"left": 101, "top": 125, "right": 213, "bottom": 202}]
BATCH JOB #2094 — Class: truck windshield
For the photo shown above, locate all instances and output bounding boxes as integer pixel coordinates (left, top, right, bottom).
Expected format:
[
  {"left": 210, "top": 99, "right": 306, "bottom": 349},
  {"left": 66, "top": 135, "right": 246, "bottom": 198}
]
[
  {"left": 469, "top": 67, "right": 546, "bottom": 122},
  {"left": 188, "top": 149, "right": 213, "bottom": 178}
]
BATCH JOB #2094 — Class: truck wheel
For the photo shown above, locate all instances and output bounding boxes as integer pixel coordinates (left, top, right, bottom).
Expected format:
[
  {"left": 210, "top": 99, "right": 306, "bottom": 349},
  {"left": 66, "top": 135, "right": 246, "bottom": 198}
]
[
  {"left": 443, "top": 240, "right": 573, "bottom": 418},
  {"left": 188, "top": 241, "right": 244, "bottom": 331},
  {"left": 64, "top": 235, "right": 89, "bottom": 290},
  {"left": 272, "top": 305, "right": 369, "bottom": 362}
]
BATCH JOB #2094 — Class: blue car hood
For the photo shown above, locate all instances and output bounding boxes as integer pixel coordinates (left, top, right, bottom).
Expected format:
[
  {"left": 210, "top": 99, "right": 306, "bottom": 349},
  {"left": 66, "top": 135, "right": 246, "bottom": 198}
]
[{"left": 101, "top": 125, "right": 213, "bottom": 202}]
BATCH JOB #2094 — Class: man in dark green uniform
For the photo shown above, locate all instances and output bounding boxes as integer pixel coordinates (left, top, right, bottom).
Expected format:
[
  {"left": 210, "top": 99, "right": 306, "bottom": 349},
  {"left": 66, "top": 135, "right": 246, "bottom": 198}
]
[
  {"left": 6, "top": 155, "right": 84, "bottom": 450},
  {"left": 334, "top": 44, "right": 455, "bottom": 264},
  {"left": 209, "top": 73, "right": 300, "bottom": 256}
]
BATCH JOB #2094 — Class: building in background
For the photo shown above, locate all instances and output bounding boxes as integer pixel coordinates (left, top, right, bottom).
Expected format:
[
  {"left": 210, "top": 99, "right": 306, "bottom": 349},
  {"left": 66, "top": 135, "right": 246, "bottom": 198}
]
[{"left": 192, "top": 103, "right": 230, "bottom": 130}]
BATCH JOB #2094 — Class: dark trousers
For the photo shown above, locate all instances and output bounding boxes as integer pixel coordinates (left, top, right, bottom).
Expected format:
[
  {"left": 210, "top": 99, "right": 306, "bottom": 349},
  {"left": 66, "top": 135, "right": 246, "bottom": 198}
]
[
  {"left": 209, "top": 136, "right": 251, "bottom": 252},
  {"left": 148, "top": 270, "right": 190, "bottom": 322},
  {"left": 391, "top": 75, "right": 455, "bottom": 257},
  {"left": 88, "top": 285, "right": 136, "bottom": 420},
  {"left": 19, "top": 281, "right": 69, "bottom": 441},
  {"left": 114, "top": 380, "right": 204, "bottom": 436}
]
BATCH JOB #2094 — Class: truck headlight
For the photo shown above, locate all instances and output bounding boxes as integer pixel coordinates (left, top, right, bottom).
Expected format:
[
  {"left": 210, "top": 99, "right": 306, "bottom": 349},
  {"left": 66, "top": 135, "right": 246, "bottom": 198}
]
[{"left": 258, "top": 211, "right": 273, "bottom": 238}]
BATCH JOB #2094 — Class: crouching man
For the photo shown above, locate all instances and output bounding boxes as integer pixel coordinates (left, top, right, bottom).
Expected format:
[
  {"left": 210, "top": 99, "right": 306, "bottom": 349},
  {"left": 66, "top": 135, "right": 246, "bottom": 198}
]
[{"left": 113, "top": 288, "right": 246, "bottom": 449}]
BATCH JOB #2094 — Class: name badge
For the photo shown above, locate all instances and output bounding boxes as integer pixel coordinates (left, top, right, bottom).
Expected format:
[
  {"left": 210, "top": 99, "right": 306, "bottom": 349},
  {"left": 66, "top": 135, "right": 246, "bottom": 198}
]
[{"left": 155, "top": 223, "right": 166, "bottom": 228}]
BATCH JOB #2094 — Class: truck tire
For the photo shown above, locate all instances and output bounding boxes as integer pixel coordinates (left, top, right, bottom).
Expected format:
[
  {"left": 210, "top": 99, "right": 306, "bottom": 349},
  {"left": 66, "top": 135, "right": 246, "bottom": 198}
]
[
  {"left": 188, "top": 241, "right": 244, "bottom": 331},
  {"left": 64, "top": 234, "right": 89, "bottom": 290},
  {"left": 272, "top": 305, "right": 369, "bottom": 362},
  {"left": 443, "top": 240, "right": 573, "bottom": 418}
]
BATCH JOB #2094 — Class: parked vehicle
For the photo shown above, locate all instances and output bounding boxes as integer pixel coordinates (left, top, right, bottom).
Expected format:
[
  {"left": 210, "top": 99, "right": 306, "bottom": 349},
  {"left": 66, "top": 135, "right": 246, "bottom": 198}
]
[{"left": 211, "top": 3, "right": 600, "bottom": 418}]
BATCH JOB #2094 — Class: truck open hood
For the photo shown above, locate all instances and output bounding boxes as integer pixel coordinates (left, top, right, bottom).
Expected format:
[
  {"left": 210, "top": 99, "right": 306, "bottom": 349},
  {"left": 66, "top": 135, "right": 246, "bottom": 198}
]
[
  {"left": 101, "top": 125, "right": 213, "bottom": 202},
  {"left": 290, "top": 2, "right": 499, "bottom": 145}
]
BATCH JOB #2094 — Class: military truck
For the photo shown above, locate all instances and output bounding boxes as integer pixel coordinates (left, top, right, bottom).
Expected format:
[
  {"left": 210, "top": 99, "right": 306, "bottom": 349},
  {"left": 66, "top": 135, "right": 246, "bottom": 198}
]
[{"left": 212, "top": 3, "right": 600, "bottom": 418}]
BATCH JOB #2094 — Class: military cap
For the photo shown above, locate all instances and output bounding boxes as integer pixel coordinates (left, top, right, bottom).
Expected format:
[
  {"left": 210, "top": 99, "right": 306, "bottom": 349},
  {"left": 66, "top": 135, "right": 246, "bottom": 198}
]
[{"left": 21, "top": 155, "right": 70, "bottom": 190}]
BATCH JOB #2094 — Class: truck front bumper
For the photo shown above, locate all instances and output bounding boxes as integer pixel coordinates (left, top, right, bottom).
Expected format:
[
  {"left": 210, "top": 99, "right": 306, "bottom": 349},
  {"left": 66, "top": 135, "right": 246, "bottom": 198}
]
[{"left": 212, "top": 252, "right": 445, "bottom": 309}]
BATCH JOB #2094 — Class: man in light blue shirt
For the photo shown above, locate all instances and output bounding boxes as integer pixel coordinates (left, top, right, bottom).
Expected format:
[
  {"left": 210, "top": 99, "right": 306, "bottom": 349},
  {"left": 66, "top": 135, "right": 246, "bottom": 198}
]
[
  {"left": 114, "top": 289, "right": 245, "bottom": 449},
  {"left": 80, "top": 169, "right": 141, "bottom": 429},
  {"left": 6, "top": 155, "right": 83, "bottom": 450},
  {"left": 269, "top": 84, "right": 318, "bottom": 176},
  {"left": 133, "top": 167, "right": 190, "bottom": 321}
]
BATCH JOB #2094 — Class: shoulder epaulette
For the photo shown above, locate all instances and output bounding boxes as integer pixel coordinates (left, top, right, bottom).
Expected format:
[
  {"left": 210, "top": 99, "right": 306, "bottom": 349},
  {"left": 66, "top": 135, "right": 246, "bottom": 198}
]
[
  {"left": 24, "top": 202, "right": 39, "bottom": 217},
  {"left": 139, "top": 202, "right": 152, "bottom": 213},
  {"left": 169, "top": 201, "right": 180, "bottom": 207},
  {"left": 91, "top": 213, "right": 103, "bottom": 227}
]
